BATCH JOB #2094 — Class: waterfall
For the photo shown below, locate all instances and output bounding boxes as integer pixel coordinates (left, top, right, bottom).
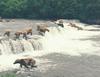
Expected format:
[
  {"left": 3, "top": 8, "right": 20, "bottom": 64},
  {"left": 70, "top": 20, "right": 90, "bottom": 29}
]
[
  {"left": 0, "top": 37, "right": 43, "bottom": 55},
  {"left": 0, "top": 25, "right": 100, "bottom": 56},
  {"left": 0, "top": 22, "right": 100, "bottom": 72}
]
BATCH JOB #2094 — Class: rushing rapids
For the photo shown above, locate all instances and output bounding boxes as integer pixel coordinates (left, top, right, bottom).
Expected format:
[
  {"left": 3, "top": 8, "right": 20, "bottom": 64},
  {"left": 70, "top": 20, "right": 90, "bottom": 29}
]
[
  {"left": 0, "top": 37, "right": 43, "bottom": 55},
  {"left": 0, "top": 20, "right": 100, "bottom": 72}
]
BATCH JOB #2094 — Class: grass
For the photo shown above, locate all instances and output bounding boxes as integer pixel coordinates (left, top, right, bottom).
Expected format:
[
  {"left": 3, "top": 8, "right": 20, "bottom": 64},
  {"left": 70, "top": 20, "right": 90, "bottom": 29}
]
[{"left": 0, "top": 73, "right": 16, "bottom": 77}]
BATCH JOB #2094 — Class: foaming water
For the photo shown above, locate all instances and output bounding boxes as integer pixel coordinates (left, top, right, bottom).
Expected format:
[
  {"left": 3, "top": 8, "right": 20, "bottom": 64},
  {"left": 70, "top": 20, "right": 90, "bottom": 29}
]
[
  {"left": 0, "top": 22, "right": 100, "bottom": 71},
  {"left": 42, "top": 26, "right": 100, "bottom": 56}
]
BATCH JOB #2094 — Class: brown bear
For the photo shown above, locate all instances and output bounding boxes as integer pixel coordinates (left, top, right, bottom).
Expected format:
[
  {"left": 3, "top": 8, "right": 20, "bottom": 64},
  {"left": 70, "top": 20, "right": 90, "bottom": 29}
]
[
  {"left": 55, "top": 19, "right": 64, "bottom": 27},
  {"left": 57, "top": 19, "right": 64, "bottom": 27},
  {"left": 69, "top": 23, "right": 83, "bottom": 30},
  {"left": 25, "top": 28, "right": 32, "bottom": 35},
  {"left": 4, "top": 29, "right": 11, "bottom": 37},
  {"left": 13, "top": 58, "right": 36, "bottom": 68},
  {"left": 37, "top": 25, "right": 49, "bottom": 36},
  {"left": 15, "top": 30, "right": 28, "bottom": 40},
  {"left": 14, "top": 31, "right": 23, "bottom": 39},
  {"left": 22, "top": 31, "right": 28, "bottom": 40},
  {"left": 37, "top": 24, "right": 49, "bottom": 34}
]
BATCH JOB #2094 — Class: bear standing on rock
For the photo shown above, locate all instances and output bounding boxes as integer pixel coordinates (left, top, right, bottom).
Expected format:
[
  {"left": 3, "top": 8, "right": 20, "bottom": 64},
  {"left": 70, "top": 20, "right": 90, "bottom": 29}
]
[{"left": 13, "top": 58, "right": 37, "bottom": 68}]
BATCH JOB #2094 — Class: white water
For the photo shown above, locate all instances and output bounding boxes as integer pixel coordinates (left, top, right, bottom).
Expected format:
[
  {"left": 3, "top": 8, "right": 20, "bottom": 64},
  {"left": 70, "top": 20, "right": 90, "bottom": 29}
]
[{"left": 0, "top": 22, "right": 100, "bottom": 72}]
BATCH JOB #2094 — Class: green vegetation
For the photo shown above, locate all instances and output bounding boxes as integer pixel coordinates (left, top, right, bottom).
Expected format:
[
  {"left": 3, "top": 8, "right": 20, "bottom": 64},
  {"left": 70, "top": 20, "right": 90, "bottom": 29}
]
[
  {"left": 0, "top": 0, "right": 100, "bottom": 21},
  {"left": 0, "top": 73, "right": 16, "bottom": 77}
]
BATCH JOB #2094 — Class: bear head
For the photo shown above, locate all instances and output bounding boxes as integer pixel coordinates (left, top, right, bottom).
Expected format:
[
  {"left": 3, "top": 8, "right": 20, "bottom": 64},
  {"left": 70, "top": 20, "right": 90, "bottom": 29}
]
[{"left": 13, "top": 59, "right": 22, "bottom": 64}]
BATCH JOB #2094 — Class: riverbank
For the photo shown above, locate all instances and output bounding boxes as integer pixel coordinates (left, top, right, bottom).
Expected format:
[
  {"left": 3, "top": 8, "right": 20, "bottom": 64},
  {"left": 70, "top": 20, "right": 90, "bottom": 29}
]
[{"left": 1, "top": 53, "right": 100, "bottom": 77}]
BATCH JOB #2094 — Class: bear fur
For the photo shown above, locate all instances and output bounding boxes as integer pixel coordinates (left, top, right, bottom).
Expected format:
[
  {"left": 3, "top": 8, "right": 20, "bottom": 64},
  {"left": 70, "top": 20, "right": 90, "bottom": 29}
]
[
  {"left": 25, "top": 28, "right": 32, "bottom": 35},
  {"left": 13, "top": 58, "right": 36, "bottom": 68},
  {"left": 37, "top": 24, "right": 49, "bottom": 35},
  {"left": 14, "top": 31, "right": 23, "bottom": 39},
  {"left": 4, "top": 29, "right": 11, "bottom": 37}
]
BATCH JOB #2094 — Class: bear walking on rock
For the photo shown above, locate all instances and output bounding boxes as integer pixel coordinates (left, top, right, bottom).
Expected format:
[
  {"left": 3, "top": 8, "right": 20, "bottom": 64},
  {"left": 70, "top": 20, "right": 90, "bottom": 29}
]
[{"left": 13, "top": 58, "right": 37, "bottom": 68}]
